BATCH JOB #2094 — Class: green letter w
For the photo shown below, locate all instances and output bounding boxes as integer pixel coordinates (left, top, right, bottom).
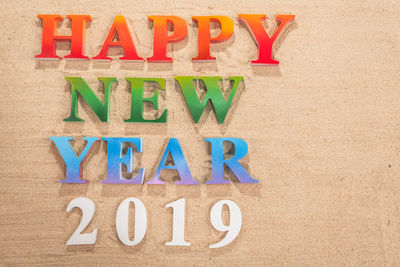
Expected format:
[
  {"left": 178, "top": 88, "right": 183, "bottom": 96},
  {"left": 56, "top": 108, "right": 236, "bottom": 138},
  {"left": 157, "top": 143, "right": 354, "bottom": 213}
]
[{"left": 175, "top": 76, "right": 243, "bottom": 124}]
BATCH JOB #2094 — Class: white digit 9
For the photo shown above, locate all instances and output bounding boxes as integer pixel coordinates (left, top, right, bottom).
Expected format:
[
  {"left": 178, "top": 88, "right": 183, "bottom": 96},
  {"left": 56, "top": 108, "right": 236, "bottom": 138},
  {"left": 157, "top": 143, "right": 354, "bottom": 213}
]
[
  {"left": 66, "top": 197, "right": 97, "bottom": 245},
  {"left": 209, "top": 200, "right": 242, "bottom": 248}
]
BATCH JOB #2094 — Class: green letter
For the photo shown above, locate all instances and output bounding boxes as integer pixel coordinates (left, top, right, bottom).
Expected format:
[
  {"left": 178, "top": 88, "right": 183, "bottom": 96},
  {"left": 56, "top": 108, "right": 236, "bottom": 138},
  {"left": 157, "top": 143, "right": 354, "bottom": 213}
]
[
  {"left": 64, "top": 77, "right": 117, "bottom": 122},
  {"left": 175, "top": 76, "right": 242, "bottom": 124},
  {"left": 125, "top": 78, "right": 168, "bottom": 123}
]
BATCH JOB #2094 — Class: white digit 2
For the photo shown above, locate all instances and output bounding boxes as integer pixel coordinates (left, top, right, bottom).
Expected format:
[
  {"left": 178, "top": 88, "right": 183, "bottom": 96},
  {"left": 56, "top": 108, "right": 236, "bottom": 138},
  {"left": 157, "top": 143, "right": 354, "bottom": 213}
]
[
  {"left": 209, "top": 200, "right": 242, "bottom": 248},
  {"left": 66, "top": 197, "right": 97, "bottom": 245},
  {"left": 116, "top": 197, "right": 147, "bottom": 246},
  {"left": 165, "top": 198, "right": 190, "bottom": 246}
]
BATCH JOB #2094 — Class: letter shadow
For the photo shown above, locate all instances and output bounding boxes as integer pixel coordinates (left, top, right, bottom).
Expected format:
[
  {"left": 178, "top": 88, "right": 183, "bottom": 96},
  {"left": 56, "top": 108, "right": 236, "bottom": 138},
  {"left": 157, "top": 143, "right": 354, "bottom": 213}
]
[
  {"left": 64, "top": 60, "right": 90, "bottom": 71},
  {"left": 101, "top": 184, "right": 144, "bottom": 197}
]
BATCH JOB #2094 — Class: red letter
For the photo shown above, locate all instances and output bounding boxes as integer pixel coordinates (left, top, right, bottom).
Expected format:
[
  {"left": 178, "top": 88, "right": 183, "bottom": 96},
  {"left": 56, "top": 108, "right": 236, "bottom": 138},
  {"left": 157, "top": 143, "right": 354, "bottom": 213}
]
[
  {"left": 93, "top": 15, "right": 143, "bottom": 61},
  {"left": 147, "top": 16, "right": 188, "bottom": 63},
  {"left": 35, "top": 15, "right": 92, "bottom": 60},
  {"left": 238, "top": 14, "right": 295, "bottom": 65},
  {"left": 192, "top": 16, "right": 234, "bottom": 62}
]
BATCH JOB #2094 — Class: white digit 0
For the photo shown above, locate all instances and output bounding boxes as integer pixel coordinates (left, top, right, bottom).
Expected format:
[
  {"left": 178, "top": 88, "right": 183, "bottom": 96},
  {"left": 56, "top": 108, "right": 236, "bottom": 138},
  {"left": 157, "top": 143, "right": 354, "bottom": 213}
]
[
  {"left": 209, "top": 200, "right": 242, "bottom": 248},
  {"left": 165, "top": 198, "right": 190, "bottom": 246},
  {"left": 66, "top": 197, "right": 97, "bottom": 245},
  {"left": 116, "top": 197, "right": 147, "bottom": 246}
]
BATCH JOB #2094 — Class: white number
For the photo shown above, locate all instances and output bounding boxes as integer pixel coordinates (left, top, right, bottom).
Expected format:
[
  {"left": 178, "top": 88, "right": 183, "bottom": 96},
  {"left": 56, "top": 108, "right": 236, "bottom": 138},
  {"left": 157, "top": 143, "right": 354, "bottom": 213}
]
[
  {"left": 65, "top": 197, "right": 244, "bottom": 247},
  {"left": 165, "top": 198, "right": 190, "bottom": 246},
  {"left": 116, "top": 197, "right": 147, "bottom": 246},
  {"left": 209, "top": 200, "right": 242, "bottom": 248},
  {"left": 66, "top": 197, "right": 97, "bottom": 245}
]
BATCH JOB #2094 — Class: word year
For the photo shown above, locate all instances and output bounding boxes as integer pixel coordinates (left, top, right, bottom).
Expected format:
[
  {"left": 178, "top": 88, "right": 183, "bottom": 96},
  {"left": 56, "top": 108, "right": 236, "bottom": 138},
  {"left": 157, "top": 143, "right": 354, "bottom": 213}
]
[{"left": 51, "top": 137, "right": 259, "bottom": 185}]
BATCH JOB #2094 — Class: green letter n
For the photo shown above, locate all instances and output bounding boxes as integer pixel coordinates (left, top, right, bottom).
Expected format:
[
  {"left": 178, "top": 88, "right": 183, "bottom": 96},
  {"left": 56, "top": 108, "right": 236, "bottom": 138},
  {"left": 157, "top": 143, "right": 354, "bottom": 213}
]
[
  {"left": 64, "top": 77, "right": 117, "bottom": 122},
  {"left": 175, "top": 76, "right": 243, "bottom": 124}
]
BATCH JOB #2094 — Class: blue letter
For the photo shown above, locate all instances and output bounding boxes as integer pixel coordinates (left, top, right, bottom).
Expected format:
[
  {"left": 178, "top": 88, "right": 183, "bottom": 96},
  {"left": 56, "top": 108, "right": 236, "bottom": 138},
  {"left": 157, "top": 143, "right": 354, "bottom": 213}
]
[
  {"left": 205, "top": 138, "right": 258, "bottom": 184},
  {"left": 102, "top": 137, "right": 145, "bottom": 184},
  {"left": 147, "top": 138, "right": 199, "bottom": 185},
  {"left": 49, "top": 136, "right": 98, "bottom": 183}
]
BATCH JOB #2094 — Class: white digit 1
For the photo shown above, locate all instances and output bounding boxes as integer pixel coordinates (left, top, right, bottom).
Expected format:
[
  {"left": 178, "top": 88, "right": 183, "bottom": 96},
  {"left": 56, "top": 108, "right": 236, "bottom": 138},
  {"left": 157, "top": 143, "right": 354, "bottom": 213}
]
[
  {"left": 66, "top": 197, "right": 97, "bottom": 245},
  {"left": 165, "top": 198, "right": 190, "bottom": 246},
  {"left": 209, "top": 200, "right": 242, "bottom": 248},
  {"left": 116, "top": 197, "right": 147, "bottom": 246}
]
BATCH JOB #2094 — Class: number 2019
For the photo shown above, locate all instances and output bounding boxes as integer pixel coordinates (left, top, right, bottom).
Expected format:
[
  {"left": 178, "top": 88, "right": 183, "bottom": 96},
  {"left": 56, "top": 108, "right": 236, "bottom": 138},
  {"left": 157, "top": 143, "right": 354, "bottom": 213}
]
[{"left": 66, "top": 197, "right": 242, "bottom": 248}]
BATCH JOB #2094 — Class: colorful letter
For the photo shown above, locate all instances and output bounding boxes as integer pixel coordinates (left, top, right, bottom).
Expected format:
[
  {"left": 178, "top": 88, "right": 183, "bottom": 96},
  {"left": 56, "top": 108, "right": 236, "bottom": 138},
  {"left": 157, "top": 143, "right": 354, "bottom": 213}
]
[
  {"left": 49, "top": 137, "right": 98, "bottom": 183},
  {"left": 205, "top": 138, "right": 258, "bottom": 184},
  {"left": 147, "top": 16, "right": 188, "bottom": 62},
  {"left": 102, "top": 137, "right": 145, "bottom": 184},
  {"left": 238, "top": 14, "right": 295, "bottom": 65},
  {"left": 175, "top": 76, "right": 242, "bottom": 123},
  {"left": 147, "top": 138, "right": 199, "bottom": 185},
  {"left": 36, "top": 15, "right": 92, "bottom": 60},
  {"left": 93, "top": 15, "right": 143, "bottom": 61},
  {"left": 125, "top": 78, "right": 167, "bottom": 123},
  {"left": 64, "top": 77, "right": 117, "bottom": 122},
  {"left": 192, "top": 16, "right": 234, "bottom": 62}
]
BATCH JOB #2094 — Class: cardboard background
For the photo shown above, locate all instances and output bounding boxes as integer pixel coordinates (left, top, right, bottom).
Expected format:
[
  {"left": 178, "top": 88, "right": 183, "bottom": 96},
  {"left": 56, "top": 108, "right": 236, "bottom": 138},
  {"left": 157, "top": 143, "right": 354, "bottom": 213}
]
[{"left": 1, "top": 0, "right": 400, "bottom": 265}]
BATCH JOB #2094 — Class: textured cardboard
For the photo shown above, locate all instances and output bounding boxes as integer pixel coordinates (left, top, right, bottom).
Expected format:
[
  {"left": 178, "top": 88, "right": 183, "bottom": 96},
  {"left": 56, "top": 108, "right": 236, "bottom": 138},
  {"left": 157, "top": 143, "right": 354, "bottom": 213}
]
[{"left": 1, "top": 0, "right": 400, "bottom": 265}]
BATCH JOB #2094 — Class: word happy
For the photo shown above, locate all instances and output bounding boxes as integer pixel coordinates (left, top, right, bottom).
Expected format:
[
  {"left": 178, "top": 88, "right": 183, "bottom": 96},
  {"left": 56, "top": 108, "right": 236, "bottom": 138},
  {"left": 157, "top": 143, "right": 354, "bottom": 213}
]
[{"left": 36, "top": 14, "right": 295, "bottom": 64}]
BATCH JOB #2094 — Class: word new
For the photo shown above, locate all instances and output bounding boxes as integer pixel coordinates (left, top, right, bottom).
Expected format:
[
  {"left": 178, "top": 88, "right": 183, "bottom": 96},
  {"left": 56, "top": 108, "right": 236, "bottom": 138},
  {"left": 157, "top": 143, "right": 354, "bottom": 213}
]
[
  {"left": 50, "top": 137, "right": 259, "bottom": 184},
  {"left": 64, "top": 76, "right": 243, "bottom": 123},
  {"left": 36, "top": 14, "right": 295, "bottom": 64}
]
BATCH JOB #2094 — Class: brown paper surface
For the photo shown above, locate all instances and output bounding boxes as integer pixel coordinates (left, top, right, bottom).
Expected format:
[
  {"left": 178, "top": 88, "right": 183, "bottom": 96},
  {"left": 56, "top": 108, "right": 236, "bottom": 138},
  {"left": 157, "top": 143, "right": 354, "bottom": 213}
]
[{"left": 1, "top": 0, "right": 400, "bottom": 265}]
